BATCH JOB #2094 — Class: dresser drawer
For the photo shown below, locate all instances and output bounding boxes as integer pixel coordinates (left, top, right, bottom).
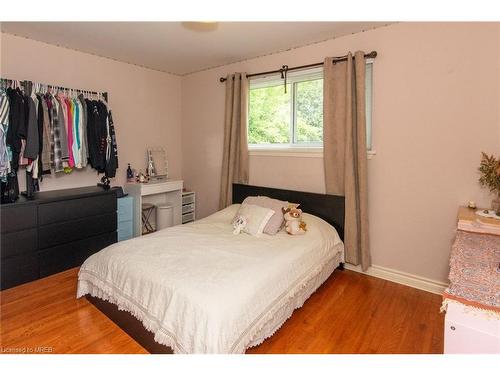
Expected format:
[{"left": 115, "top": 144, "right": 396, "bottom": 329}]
[
  {"left": 1, "top": 254, "right": 39, "bottom": 290},
  {"left": 0, "top": 204, "right": 37, "bottom": 233},
  {"left": 182, "top": 212, "right": 195, "bottom": 223},
  {"left": 182, "top": 203, "right": 195, "bottom": 214},
  {"left": 38, "top": 231, "right": 117, "bottom": 278},
  {"left": 182, "top": 194, "right": 195, "bottom": 205},
  {"left": 1, "top": 228, "right": 37, "bottom": 259},
  {"left": 118, "top": 220, "right": 133, "bottom": 242},
  {"left": 141, "top": 180, "right": 183, "bottom": 196},
  {"left": 38, "top": 212, "right": 117, "bottom": 249},
  {"left": 38, "top": 194, "right": 116, "bottom": 225}
]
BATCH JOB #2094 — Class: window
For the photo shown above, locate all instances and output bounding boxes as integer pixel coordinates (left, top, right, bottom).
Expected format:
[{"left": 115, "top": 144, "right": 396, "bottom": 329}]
[{"left": 248, "top": 62, "right": 374, "bottom": 151}]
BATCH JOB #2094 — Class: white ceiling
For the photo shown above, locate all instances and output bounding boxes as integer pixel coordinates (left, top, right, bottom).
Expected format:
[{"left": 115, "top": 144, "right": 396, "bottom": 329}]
[{"left": 1, "top": 22, "right": 387, "bottom": 75}]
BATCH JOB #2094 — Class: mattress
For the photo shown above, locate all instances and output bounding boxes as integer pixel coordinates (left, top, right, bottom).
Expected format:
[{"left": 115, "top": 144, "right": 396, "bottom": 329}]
[{"left": 77, "top": 204, "right": 344, "bottom": 353}]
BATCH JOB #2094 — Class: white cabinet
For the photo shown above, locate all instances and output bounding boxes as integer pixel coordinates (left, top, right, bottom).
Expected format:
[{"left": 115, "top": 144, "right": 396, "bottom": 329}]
[
  {"left": 444, "top": 301, "right": 500, "bottom": 354},
  {"left": 443, "top": 207, "right": 500, "bottom": 354}
]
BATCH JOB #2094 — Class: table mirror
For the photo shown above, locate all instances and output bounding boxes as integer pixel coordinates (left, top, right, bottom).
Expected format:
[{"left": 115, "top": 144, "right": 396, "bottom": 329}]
[{"left": 147, "top": 147, "right": 168, "bottom": 180}]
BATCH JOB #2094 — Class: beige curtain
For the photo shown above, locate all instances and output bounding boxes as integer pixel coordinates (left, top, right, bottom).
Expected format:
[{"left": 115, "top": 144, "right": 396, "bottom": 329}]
[
  {"left": 323, "top": 51, "right": 371, "bottom": 271},
  {"left": 219, "top": 73, "right": 250, "bottom": 209}
]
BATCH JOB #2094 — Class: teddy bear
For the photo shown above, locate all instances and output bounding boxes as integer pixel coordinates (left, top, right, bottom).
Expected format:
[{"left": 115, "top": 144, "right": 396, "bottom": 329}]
[
  {"left": 282, "top": 205, "right": 307, "bottom": 235},
  {"left": 232, "top": 215, "right": 247, "bottom": 235}
]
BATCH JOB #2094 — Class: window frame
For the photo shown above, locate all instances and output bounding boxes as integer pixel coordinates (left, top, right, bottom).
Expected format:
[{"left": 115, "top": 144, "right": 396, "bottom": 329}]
[
  {"left": 247, "top": 60, "right": 374, "bottom": 157},
  {"left": 248, "top": 67, "right": 324, "bottom": 149}
]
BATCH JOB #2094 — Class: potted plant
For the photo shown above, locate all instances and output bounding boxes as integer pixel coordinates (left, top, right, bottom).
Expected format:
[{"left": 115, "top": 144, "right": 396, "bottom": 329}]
[{"left": 478, "top": 152, "right": 500, "bottom": 212}]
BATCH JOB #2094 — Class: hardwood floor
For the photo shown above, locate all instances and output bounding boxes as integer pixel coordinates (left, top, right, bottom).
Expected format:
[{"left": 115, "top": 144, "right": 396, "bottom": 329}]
[{"left": 0, "top": 267, "right": 444, "bottom": 354}]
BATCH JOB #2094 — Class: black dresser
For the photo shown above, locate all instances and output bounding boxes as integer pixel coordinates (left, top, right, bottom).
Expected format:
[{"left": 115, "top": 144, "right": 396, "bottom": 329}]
[{"left": 0, "top": 186, "right": 117, "bottom": 290}]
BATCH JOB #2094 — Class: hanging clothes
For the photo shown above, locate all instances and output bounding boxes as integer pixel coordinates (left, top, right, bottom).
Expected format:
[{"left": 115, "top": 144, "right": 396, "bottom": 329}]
[
  {"left": 0, "top": 90, "right": 10, "bottom": 180},
  {"left": 55, "top": 92, "right": 69, "bottom": 167},
  {"left": 36, "top": 94, "right": 45, "bottom": 176},
  {"left": 44, "top": 93, "right": 55, "bottom": 172},
  {"left": 47, "top": 94, "right": 64, "bottom": 173},
  {"left": 24, "top": 93, "right": 39, "bottom": 160},
  {"left": 37, "top": 94, "right": 51, "bottom": 174},
  {"left": 71, "top": 97, "right": 81, "bottom": 168},
  {"left": 105, "top": 110, "right": 118, "bottom": 178},
  {"left": 84, "top": 98, "right": 116, "bottom": 176},
  {"left": 64, "top": 96, "right": 75, "bottom": 169},
  {"left": 6, "top": 87, "right": 24, "bottom": 172},
  {"left": 17, "top": 85, "right": 31, "bottom": 165},
  {"left": 78, "top": 94, "right": 88, "bottom": 167},
  {"left": 1, "top": 78, "right": 118, "bottom": 204},
  {"left": 96, "top": 100, "right": 109, "bottom": 173}
]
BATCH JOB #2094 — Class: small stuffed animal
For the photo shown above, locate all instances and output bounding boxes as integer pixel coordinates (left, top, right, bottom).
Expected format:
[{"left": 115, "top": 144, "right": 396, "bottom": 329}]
[
  {"left": 233, "top": 216, "right": 247, "bottom": 235},
  {"left": 282, "top": 206, "right": 307, "bottom": 235}
]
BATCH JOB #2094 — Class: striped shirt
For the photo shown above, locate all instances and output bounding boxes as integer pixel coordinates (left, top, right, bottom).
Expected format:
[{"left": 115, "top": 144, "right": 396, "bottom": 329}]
[
  {"left": 47, "top": 95, "right": 63, "bottom": 172},
  {"left": 0, "top": 92, "right": 11, "bottom": 180}
]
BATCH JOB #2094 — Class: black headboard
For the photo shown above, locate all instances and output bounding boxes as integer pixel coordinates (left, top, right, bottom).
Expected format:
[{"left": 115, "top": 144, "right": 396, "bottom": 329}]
[{"left": 232, "top": 183, "right": 345, "bottom": 240}]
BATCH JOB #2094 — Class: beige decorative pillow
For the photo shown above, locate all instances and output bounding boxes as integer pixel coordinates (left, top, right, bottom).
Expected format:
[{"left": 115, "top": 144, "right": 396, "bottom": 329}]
[
  {"left": 242, "top": 196, "right": 288, "bottom": 235},
  {"left": 233, "top": 203, "right": 275, "bottom": 237}
]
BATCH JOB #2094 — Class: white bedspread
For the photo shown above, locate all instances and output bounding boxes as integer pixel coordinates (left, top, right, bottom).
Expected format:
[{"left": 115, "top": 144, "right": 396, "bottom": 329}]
[{"left": 77, "top": 204, "right": 344, "bottom": 353}]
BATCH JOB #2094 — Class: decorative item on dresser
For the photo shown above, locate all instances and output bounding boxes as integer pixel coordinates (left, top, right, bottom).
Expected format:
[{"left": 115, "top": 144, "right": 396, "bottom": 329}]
[
  {"left": 117, "top": 196, "right": 134, "bottom": 241},
  {"left": 478, "top": 152, "right": 500, "bottom": 212},
  {"left": 182, "top": 191, "right": 196, "bottom": 224},
  {"left": 0, "top": 186, "right": 117, "bottom": 290},
  {"left": 441, "top": 206, "right": 500, "bottom": 354}
]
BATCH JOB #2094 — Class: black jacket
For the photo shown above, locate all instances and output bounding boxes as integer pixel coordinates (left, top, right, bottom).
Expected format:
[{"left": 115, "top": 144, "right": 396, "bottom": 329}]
[
  {"left": 105, "top": 110, "right": 118, "bottom": 178},
  {"left": 6, "top": 88, "right": 25, "bottom": 171}
]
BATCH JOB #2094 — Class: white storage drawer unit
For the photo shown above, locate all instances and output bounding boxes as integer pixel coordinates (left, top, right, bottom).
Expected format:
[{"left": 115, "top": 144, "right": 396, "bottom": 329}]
[{"left": 182, "top": 191, "right": 196, "bottom": 224}]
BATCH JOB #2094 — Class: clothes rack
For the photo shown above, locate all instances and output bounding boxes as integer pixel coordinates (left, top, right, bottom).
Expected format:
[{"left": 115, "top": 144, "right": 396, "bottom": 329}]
[
  {"left": 0, "top": 78, "right": 108, "bottom": 102},
  {"left": 0, "top": 76, "right": 118, "bottom": 204}
]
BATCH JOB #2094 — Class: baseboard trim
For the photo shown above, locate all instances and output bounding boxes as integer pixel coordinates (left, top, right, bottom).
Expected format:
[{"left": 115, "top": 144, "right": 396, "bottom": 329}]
[{"left": 344, "top": 263, "right": 448, "bottom": 295}]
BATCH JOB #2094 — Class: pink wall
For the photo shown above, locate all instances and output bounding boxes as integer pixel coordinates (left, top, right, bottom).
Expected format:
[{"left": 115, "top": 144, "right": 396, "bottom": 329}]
[
  {"left": 0, "top": 32, "right": 183, "bottom": 190},
  {"left": 1, "top": 24, "right": 499, "bottom": 284},
  {"left": 181, "top": 23, "right": 500, "bottom": 283}
]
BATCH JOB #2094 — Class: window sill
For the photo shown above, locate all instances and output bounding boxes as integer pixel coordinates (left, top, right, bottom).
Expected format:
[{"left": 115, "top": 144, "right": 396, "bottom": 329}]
[
  {"left": 249, "top": 147, "right": 323, "bottom": 158},
  {"left": 249, "top": 148, "right": 377, "bottom": 159}
]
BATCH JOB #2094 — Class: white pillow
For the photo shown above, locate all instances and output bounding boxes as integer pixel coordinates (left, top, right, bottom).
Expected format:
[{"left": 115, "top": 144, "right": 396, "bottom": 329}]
[{"left": 233, "top": 203, "right": 275, "bottom": 237}]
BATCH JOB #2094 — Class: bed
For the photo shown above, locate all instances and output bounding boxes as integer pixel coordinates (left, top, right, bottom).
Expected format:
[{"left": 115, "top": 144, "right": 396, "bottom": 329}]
[{"left": 77, "top": 184, "right": 345, "bottom": 354}]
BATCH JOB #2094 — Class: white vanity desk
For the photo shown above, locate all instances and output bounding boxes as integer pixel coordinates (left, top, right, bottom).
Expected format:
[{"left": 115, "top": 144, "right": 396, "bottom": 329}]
[{"left": 125, "top": 179, "right": 183, "bottom": 237}]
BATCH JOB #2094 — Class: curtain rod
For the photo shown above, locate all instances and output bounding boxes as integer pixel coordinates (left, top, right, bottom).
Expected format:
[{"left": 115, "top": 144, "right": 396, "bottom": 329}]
[
  {"left": 219, "top": 51, "right": 377, "bottom": 82},
  {"left": 1, "top": 77, "right": 108, "bottom": 100}
]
